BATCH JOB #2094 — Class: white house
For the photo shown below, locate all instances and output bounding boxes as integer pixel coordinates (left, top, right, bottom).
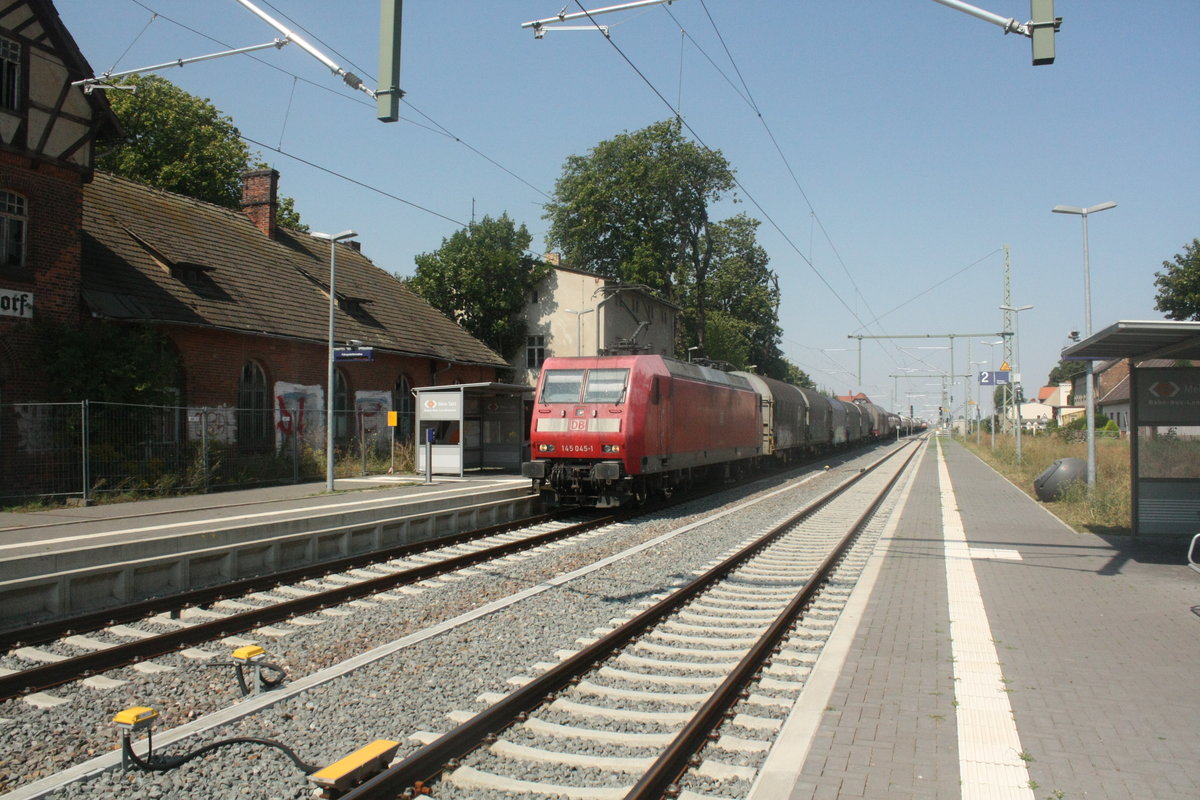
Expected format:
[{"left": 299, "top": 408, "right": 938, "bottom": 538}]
[{"left": 513, "top": 260, "right": 679, "bottom": 385}]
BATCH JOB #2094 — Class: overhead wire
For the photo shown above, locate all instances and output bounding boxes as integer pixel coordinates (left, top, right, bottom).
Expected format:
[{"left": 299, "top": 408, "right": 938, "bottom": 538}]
[
  {"left": 675, "top": 1, "right": 888, "bottom": 351},
  {"left": 118, "top": 0, "right": 552, "bottom": 208},
  {"left": 568, "top": 1, "right": 875, "bottom": 340},
  {"left": 241, "top": 135, "right": 467, "bottom": 228},
  {"left": 666, "top": 2, "right": 994, "bottom": 384}
]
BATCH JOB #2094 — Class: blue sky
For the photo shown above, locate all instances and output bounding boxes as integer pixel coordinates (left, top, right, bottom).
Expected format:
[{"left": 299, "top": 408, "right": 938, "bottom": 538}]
[{"left": 57, "top": 1, "right": 1199, "bottom": 419}]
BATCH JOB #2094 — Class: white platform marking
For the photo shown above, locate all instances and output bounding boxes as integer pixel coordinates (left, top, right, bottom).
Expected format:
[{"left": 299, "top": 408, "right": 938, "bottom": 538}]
[{"left": 938, "top": 442, "right": 1034, "bottom": 799}]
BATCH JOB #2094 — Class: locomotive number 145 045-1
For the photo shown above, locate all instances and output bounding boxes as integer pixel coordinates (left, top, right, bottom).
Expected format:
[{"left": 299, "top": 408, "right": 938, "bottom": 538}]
[{"left": 559, "top": 444, "right": 594, "bottom": 453}]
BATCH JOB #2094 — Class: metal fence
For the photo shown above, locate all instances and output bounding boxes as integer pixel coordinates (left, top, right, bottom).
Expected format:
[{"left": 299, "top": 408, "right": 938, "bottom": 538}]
[{"left": 0, "top": 400, "right": 401, "bottom": 506}]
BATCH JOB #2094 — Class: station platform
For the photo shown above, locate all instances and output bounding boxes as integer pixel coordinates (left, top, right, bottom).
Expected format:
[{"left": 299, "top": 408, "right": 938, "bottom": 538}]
[
  {"left": 755, "top": 435, "right": 1200, "bottom": 800},
  {"left": 0, "top": 472, "right": 533, "bottom": 556},
  {"left": 0, "top": 472, "right": 537, "bottom": 631}
]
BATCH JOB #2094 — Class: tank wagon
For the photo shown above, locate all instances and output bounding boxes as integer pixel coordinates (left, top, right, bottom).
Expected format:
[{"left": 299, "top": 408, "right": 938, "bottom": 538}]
[{"left": 523, "top": 354, "right": 899, "bottom": 507}]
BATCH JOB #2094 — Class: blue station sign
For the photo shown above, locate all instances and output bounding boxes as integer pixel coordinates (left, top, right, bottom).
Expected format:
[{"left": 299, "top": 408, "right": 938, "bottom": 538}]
[{"left": 334, "top": 347, "right": 374, "bottom": 362}]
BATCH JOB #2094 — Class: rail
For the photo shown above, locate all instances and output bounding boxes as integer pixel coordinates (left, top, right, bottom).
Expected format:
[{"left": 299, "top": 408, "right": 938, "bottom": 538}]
[{"left": 341, "top": 439, "right": 920, "bottom": 799}]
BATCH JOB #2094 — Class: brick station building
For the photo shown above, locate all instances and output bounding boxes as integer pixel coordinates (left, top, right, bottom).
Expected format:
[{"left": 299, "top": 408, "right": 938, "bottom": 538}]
[
  {"left": 0, "top": 0, "right": 508, "bottom": 496},
  {"left": 80, "top": 168, "right": 508, "bottom": 450}
]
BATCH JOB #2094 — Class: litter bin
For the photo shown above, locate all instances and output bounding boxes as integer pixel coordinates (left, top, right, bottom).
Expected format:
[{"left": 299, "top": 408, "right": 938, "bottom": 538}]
[{"left": 1033, "top": 457, "right": 1087, "bottom": 502}]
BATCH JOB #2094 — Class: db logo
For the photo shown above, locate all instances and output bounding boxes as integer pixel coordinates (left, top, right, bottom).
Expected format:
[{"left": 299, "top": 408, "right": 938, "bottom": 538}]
[
  {"left": 570, "top": 419, "right": 587, "bottom": 431},
  {"left": 1149, "top": 381, "right": 1180, "bottom": 399},
  {"left": 424, "top": 399, "right": 438, "bottom": 409}
]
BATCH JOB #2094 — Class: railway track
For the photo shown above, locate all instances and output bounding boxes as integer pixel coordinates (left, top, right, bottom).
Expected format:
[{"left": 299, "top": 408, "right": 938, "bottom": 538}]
[
  {"left": 0, "top": 512, "right": 618, "bottom": 704},
  {"left": 0, "top": 441, "right": 920, "bottom": 799},
  {"left": 342, "top": 440, "right": 919, "bottom": 800},
  {"left": 0, "top": 444, "right": 891, "bottom": 705}
]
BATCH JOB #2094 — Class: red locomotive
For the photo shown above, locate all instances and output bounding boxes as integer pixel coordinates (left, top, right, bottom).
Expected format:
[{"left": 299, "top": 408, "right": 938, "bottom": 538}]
[{"left": 522, "top": 354, "right": 899, "bottom": 507}]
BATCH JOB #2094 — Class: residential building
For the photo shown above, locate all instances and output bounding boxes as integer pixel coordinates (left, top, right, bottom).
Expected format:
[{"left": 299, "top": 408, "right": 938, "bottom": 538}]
[
  {"left": 514, "top": 258, "right": 679, "bottom": 385},
  {"left": 1070, "top": 358, "right": 1184, "bottom": 435},
  {"left": 1035, "top": 382, "right": 1083, "bottom": 426}
]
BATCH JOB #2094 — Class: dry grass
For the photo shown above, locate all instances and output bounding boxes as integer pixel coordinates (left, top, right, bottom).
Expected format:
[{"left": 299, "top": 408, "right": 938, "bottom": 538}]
[{"left": 957, "top": 432, "right": 1131, "bottom": 536}]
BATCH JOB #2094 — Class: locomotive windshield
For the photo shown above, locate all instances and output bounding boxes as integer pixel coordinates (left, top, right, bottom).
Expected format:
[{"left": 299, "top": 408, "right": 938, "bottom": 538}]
[
  {"left": 539, "top": 368, "right": 629, "bottom": 404},
  {"left": 583, "top": 369, "right": 629, "bottom": 403},
  {"left": 540, "top": 370, "right": 585, "bottom": 403}
]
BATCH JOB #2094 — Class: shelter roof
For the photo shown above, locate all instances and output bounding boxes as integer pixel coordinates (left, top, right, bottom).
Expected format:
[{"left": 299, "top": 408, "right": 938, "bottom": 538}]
[{"left": 1061, "top": 320, "right": 1200, "bottom": 362}]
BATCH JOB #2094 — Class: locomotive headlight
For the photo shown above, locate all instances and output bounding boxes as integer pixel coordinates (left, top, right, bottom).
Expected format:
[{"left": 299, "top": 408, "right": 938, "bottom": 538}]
[
  {"left": 537, "top": 443, "right": 555, "bottom": 453},
  {"left": 602, "top": 444, "right": 620, "bottom": 454}
]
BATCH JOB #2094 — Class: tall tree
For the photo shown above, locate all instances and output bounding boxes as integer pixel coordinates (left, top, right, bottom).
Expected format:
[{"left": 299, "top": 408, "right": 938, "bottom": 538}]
[
  {"left": 1047, "top": 358, "right": 1086, "bottom": 387},
  {"left": 781, "top": 360, "right": 816, "bottom": 390},
  {"left": 410, "top": 214, "right": 549, "bottom": 359},
  {"left": 98, "top": 75, "right": 251, "bottom": 209},
  {"left": 701, "top": 214, "right": 785, "bottom": 377},
  {"left": 97, "top": 75, "right": 305, "bottom": 228},
  {"left": 544, "top": 119, "right": 735, "bottom": 348},
  {"left": 1154, "top": 238, "right": 1200, "bottom": 320}
]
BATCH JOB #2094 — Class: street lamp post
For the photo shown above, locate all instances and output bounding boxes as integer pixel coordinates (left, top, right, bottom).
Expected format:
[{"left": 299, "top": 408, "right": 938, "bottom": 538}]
[
  {"left": 1000, "top": 304, "right": 1033, "bottom": 463},
  {"left": 313, "top": 229, "right": 358, "bottom": 492},
  {"left": 1053, "top": 201, "right": 1116, "bottom": 490}
]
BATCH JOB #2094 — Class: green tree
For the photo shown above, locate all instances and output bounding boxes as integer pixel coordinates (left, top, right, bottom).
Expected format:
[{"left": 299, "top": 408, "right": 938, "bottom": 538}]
[
  {"left": 410, "top": 214, "right": 549, "bottom": 359},
  {"left": 701, "top": 214, "right": 785, "bottom": 378},
  {"left": 98, "top": 75, "right": 305, "bottom": 228},
  {"left": 98, "top": 75, "right": 251, "bottom": 209},
  {"left": 1154, "top": 238, "right": 1200, "bottom": 320},
  {"left": 544, "top": 119, "right": 735, "bottom": 348},
  {"left": 276, "top": 194, "right": 308, "bottom": 232},
  {"left": 782, "top": 360, "right": 816, "bottom": 390},
  {"left": 30, "top": 319, "right": 180, "bottom": 403},
  {"left": 1047, "top": 358, "right": 1085, "bottom": 388}
]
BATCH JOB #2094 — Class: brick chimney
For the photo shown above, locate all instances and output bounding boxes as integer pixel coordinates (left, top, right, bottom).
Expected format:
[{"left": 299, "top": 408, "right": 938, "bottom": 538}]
[{"left": 241, "top": 168, "right": 278, "bottom": 239}]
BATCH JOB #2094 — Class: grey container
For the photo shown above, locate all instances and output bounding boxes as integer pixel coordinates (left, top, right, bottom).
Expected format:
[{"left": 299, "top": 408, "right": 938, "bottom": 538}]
[{"left": 1033, "top": 457, "right": 1087, "bottom": 502}]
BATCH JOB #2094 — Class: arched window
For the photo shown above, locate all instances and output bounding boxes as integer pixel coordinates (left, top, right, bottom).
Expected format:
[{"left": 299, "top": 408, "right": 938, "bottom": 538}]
[
  {"left": 237, "top": 360, "right": 272, "bottom": 450},
  {"left": 333, "top": 368, "right": 351, "bottom": 442},
  {"left": 0, "top": 191, "right": 26, "bottom": 269},
  {"left": 393, "top": 374, "right": 414, "bottom": 442}
]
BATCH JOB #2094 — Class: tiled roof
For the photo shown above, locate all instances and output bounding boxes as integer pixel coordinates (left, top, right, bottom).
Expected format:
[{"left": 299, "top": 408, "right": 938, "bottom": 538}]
[{"left": 81, "top": 172, "right": 507, "bottom": 368}]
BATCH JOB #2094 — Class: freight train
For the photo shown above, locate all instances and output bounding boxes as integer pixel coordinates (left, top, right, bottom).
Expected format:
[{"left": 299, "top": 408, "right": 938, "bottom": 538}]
[{"left": 521, "top": 354, "right": 901, "bottom": 507}]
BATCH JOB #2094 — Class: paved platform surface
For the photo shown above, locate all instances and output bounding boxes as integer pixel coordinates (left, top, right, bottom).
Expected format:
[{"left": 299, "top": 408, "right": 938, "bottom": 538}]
[
  {"left": 768, "top": 435, "right": 1200, "bottom": 800},
  {"left": 0, "top": 472, "right": 532, "bottom": 555}
]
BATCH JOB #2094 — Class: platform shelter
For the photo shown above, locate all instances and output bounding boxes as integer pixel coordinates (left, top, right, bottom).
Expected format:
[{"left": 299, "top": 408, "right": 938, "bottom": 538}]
[
  {"left": 413, "top": 383, "right": 533, "bottom": 477},
  {"left": 1062, "top": 320, "right": 1200, "bottom": 540}
]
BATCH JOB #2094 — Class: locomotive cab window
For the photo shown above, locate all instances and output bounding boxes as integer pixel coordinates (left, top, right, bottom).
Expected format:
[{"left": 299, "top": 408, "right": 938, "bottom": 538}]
[
  {"left": 541, "top": 369, "right": 585, "bottom": 403},
  {"left": 583, "top": 369, "right": 629, "bottom": 404}
]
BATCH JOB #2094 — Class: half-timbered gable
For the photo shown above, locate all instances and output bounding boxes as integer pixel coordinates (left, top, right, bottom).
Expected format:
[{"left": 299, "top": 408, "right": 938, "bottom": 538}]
[
  {"left": 0, "top": 0, "right": 120, "bottom": 402},
  {"left": 0, "top": 0, "right": 118, "bottom": 170}
]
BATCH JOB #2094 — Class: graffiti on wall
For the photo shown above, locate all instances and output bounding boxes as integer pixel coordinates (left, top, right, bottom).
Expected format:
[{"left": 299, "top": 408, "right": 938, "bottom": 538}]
[
  {"left": 356, "top": 390, "right": 392, "bottom": 447},
  {"left": 275, "top": 382, "right": 324, "bottom": 450},
  {"left": 187, "top": 406, "right": 236, "bottom": 444},
  {"left": 13, "top": 404, "right": 57, "bottom": 452}
]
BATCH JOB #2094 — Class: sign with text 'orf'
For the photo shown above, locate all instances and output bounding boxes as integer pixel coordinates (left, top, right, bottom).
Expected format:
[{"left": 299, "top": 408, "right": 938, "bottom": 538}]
[{"left": 0, "top": 289, "right": 33, "bottom": 318}]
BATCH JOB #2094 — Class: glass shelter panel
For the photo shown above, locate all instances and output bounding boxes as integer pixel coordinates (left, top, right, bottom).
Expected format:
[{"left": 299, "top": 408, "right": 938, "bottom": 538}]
[{"left": 1133, "top": 366, "right": 1200, "bottom": 537}]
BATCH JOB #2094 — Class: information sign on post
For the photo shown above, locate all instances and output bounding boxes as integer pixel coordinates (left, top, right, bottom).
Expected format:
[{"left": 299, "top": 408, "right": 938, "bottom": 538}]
[
  {"left": 334, "top": 347, "right": 374, "bottom": 362},
  {"left": 979, "top": 371, "right": 1011, "bottom": 386}
]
